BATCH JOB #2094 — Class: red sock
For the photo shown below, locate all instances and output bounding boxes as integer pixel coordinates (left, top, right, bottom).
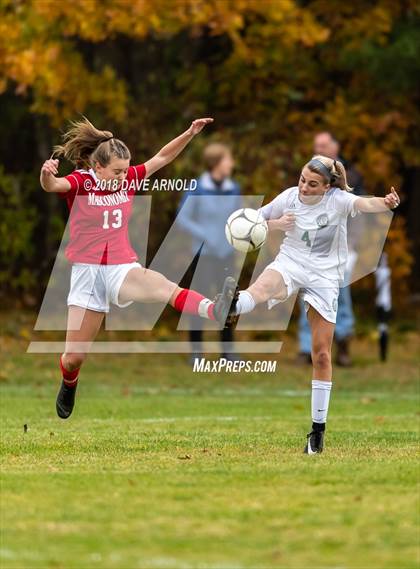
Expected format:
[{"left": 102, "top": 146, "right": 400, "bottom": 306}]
[
  {"left": 173, "top": 289, "right": 215, "bottom": 320},
  {"left": 60, "top": 355, "right": 79, "bottom": 387}
]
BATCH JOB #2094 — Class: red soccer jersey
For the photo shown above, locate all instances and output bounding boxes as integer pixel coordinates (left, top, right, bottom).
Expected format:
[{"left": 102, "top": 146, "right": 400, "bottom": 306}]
[{"left": 61, "top": 165, "right": 146, "bottom": 264}]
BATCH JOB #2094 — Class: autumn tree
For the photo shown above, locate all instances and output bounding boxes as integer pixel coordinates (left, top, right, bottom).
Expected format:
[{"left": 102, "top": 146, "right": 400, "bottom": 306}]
[{"left": 0, "top": 0, "right": 419, "bottom": 305}]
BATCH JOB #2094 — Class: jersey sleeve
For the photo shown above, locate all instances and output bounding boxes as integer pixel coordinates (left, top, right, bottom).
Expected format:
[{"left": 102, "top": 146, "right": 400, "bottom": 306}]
[
  {"left": 59, "top": 171, "right": 84, "bottom": 200},
  {"left": 259, "top": 188, "right": 294, "bottom": 220},
  {"left": 334, "top": 189, "right": 360, "bottom": 217},
  {"left": 128, "top": 164, "right": 146, "bottom": 181},
  {"left": 63, "top": 171, "right": 84, "bottom": 191}
]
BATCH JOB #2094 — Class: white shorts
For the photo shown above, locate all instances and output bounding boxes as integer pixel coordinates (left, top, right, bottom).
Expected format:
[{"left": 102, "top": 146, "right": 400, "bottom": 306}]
[
  {"left": 265, "top": 253, "right": 339, "bottom": 323},
  {"left": 67, "top": 262, "right": 142, "bottom": 313}
]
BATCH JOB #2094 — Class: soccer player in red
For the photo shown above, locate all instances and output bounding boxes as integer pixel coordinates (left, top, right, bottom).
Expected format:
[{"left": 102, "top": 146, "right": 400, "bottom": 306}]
[{"left": 40, "top": 117, "right": 236, "bottom": 419}]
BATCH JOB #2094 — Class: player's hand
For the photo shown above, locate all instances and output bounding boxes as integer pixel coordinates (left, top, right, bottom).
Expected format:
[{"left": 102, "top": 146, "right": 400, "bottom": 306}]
[
  {"left": 278, "top": 213, "right": 296, "bottom": 231},
  {"left": 188, "top": 118, "right": 214, "bottom": 136},
  {"left": 41, "top": 158, "right": 59, "bottom": 178},
  {"left": 384, "top": 186, "right": 400, "bottom": 209}
]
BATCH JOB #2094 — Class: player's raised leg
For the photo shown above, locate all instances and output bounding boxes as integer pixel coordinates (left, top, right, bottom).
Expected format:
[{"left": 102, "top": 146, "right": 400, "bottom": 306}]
[
  {"left": 304, "top": 306, "right": 335, "bottom": 454},
  {"left": 118, "top": 266, "right": 237, "bottom": 324},
  {"left": 220, "top": 269, "right": 288, "bottom": 324},
  {"left": 57, "top": 307, "right": 104, "bottom": 419}
]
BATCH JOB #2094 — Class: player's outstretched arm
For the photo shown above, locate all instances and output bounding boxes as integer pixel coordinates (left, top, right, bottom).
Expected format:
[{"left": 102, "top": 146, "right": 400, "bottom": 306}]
[
  {"left": 144, "top": 118, "right": 213, "bottom": 177},
  {"left": 355, "top": 186, "right": 400, "bottom": 213},
  {"left": 40, "top": 158, "right": 71, "bottom": 193}
]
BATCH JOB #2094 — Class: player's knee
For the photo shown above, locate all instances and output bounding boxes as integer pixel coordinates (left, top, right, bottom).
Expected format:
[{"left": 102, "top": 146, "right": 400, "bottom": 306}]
[
  {"left": 64, "top": 353, "right": 86, "bottom": 370},
  {"left": 312, "top": 347, "right": 331, "bottom": 370}
]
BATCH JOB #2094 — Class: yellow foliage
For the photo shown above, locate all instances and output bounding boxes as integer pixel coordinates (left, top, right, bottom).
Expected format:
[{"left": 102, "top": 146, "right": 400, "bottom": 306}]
[{"left": 0, "top": 0, "right": 416, "bottom": 300}]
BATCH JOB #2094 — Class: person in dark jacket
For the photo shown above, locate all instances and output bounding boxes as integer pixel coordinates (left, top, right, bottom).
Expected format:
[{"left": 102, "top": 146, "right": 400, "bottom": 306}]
[{"left": 177, "top": 143, "right": 242, "bottom": 363}]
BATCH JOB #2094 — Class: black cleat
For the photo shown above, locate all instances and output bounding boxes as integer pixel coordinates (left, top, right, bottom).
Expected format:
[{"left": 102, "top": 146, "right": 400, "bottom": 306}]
[
  {"left": 304, "top": 430, "right": 325, "bottom": 454},
  {"left": 56, "top": 380, "right": 77, "bottom": 419},
  {"left": 213, "top": 277, "right": 239, "bottom": 328}
]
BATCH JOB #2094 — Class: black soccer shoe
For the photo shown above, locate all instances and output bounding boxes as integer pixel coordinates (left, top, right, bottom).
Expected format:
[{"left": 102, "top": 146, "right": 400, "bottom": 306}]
[
  {"left": 213, "top": 277, "right": 239, "bottom": 328},
  {"left": 304, "top": 430, "right": 325, "bottom": 454},
  {"left": 56, "top": 380, "right": 77, "bottom": 419}
]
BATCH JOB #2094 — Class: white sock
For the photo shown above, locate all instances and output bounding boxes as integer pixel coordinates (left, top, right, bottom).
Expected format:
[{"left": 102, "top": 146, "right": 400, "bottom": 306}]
[
  {"left": 235, "top": 291, "right": 256, "bottom": 314},
  {"left": 198, "top": 298, "right": 213, "bottom": 319},
  {"left": 311, "top": 379, "right": 332, "bottom": 424}
]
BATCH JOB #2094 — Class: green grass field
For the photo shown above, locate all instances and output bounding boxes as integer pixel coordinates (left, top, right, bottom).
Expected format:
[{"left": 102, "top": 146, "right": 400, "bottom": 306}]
[{"left": 1, "top": 330, "right": 419, "bottom": 569}]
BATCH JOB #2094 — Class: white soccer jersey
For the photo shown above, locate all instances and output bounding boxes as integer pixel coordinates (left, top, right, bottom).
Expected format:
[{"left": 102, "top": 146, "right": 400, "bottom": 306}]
[{"left": 260, "top": 186, "right": 360, "bottom": 282}]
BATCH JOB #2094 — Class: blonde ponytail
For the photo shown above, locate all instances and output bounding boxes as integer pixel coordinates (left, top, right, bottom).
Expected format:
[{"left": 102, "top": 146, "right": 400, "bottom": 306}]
[
  {"left": 306, "top": 155, "right": 353, "bottom": 192},
  {"left": 54, "top": 117, "right": 130, "bottom": 169}
]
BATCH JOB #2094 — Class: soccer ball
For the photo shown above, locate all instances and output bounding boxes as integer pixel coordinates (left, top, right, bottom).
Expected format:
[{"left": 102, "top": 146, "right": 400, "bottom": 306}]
[{"left": 225, "top": 208, "right": 268, "bottom": 253}]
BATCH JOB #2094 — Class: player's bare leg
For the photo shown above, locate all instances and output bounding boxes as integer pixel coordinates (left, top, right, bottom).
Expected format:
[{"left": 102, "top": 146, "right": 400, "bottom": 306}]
[
  {"left": 246, "top": 269, "right": 288, "bottom": 303},
  {"left": 118, "top": 267, "right": 233, "bottom": 324},
  {"left": 304, "top": 306, "right": 335, "bottom": 454},
  {"left": 118, "top": 267, "right": 179, "bottom": 305},
  {"left": 57, "top": 307, "right": 104, "bottom": 419},
  {"left": 220, "top": 269, "right": 288, "bottom": 325}
]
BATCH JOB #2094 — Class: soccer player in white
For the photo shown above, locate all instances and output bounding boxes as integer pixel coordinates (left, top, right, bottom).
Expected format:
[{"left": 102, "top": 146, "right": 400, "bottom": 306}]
[{"left": 224, "top": 155, "right": 400, "bottom": 453}]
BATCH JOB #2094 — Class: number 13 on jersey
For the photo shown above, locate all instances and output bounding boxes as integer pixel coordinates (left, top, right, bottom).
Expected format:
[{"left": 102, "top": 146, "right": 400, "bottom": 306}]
[{"left": 103, "top": 209, "right": 122, "bottom": 229}]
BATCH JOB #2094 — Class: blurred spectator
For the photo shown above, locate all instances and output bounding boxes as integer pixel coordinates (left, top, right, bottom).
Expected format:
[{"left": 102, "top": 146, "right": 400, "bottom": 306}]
[
  {"left": 177, "top": 143, "right": 242, "bottom": 363},
  {"left": 297, "top": 132, "right": 365, "bottom": 366},
  {"left": 375, "top": 252, "right": 392, "bottom": 361}
]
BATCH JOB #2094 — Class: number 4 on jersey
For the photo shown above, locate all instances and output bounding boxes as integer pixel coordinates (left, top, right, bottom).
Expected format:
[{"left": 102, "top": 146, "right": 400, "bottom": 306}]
[{"left": 301, "top": 230, "right": 311, "bottom": 248}]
